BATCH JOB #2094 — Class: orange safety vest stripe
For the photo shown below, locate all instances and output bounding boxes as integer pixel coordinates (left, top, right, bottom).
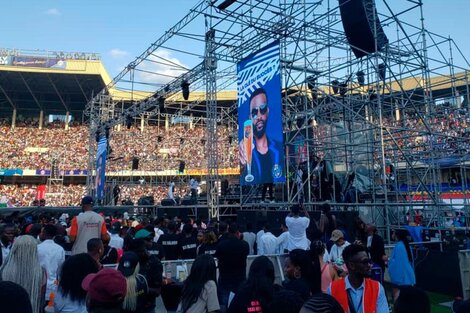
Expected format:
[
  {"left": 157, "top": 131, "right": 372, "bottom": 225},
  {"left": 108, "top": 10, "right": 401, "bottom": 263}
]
[{"left": 330, "top": 278, "right": 380, "bottom": 313}]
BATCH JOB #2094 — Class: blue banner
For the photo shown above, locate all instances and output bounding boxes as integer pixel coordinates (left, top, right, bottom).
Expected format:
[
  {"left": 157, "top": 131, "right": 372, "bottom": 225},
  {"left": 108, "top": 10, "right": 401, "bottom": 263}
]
[
  {"left": 237, "top": 41, "right": 285, "bottom": 185},
  {"left": 95, "top": 137, "right": 107, "bottom": 200},
  {"left": 0, "top": 169, "right": 23, "bottom": 176}
]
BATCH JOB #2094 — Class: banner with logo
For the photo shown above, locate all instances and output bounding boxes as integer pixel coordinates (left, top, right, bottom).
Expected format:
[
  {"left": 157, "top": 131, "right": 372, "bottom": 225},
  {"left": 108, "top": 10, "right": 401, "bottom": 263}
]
[
  {"left": 10, "top": 56, "right": 66, "bottom": 69},
  {"left": 95, "top": 137, "right": 107, "bottom": 200},
  {"left": 237, "top": 41, "right": 285, "bottom": 185}
]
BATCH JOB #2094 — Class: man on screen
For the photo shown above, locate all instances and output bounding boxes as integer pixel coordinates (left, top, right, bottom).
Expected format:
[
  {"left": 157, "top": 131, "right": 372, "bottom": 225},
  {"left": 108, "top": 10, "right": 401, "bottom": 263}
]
[{"left": 239, "top": 88, "right": 284, "bottom": 184}]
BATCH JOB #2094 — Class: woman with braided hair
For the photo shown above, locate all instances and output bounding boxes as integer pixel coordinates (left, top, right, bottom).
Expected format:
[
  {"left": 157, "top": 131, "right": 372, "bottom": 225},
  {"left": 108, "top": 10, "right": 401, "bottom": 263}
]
[{"left": 0, "top": 235, "right": 46, "bottom": 313}]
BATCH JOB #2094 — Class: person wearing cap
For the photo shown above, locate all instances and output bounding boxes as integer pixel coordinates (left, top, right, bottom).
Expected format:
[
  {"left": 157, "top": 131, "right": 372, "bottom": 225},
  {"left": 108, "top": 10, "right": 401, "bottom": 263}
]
[
  {"left": 128, "top": 238, "right": 163, "bottom": 313},
  {"left": 141, "top": 226, "right": 166, "bottom": 260},
  {"left": 69, "top": 196, "right": 109, "bottom": 255},
  {"left": 109, "top": 222, "right": 124, "bottom": 249},
  {"left": 285, "top": 204, "right": 310, "bottom": 252},
  {"left": 329, "top": 229, "right": 350, "bottom": 265},
  {"left": 118, "top": 251, "right": 149, "bottom": 313},
  {"left": 82, "top": 268, "right": 127, "bottom": 313}
]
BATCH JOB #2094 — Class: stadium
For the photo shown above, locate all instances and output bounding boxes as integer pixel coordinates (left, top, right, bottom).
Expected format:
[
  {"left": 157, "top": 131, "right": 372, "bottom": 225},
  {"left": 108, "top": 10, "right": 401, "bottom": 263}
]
[{"left": 0, "top": 1, "right": 470, "bottom": 312}]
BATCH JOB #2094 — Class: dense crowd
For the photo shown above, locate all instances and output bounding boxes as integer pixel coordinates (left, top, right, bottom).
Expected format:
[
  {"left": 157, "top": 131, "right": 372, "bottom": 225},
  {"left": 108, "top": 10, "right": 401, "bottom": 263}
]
[
  {"left": 0, "top": 183, "right": 192, "bottom": 207},
  {"left": 0, "top": 201, "right": 461, "bottom": 313},
  {"left": 0, "top": 121, "right": 238, "bottom": 171}
]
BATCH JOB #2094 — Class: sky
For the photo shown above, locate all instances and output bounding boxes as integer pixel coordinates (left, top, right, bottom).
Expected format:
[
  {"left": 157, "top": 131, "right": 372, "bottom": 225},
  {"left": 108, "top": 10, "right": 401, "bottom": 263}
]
[{"left": 0, "top": 0, "right": 469, "bottom": 80}]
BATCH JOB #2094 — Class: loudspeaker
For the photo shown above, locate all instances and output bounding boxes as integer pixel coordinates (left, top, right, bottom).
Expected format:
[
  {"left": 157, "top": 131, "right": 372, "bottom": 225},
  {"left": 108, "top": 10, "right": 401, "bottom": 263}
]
[
  {"left": 339, "top": 0, "right": 388, "bottom": 58},
  {"left": 132, "top": 157, "right": 139, "bottom": 170},
  {"left": 161, "top": 198, "right": 175, "bottom": 206},
  {"left": 137, "top": 196, "right": 154, "bottom": 206},
  {"left": 178, "top": 161, "right": 185, "bottom": 173}
]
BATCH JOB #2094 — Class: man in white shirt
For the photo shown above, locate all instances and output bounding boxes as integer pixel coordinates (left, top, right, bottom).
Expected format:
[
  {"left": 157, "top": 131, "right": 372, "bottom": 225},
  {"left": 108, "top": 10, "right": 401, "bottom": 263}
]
[
  {"left": 38, "top": 224, "right": 65, "bottom": 302},
  {"left": 276, "top": 222, "right": 289, "bottom": 254},
  {"left": 168, "top": 182, "right": 176, "bottom": 204},
  {"left": 329, "top": 229, "right": 351, "bottom": 263},
  {"left": 242, "top": 223, "right": 256, "bottom": 255},
  {"left": 258, "top": 226, "right": 277, "bottom": 255},
  {"left": 255, "top": 222, "right": 267, "bottom": 254},
  {"left": 109, "top": 222, "right": 124, "bottom": 249},
  {"left": 285, "top": 204, "right": 310, "bottom": 251}
]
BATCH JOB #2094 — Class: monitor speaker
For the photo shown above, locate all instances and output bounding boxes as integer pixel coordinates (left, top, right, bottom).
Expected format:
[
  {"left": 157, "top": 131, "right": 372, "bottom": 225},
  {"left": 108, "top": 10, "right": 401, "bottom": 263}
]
[{"left": 338, "top": 0, "right": 388, "bottom": 58}]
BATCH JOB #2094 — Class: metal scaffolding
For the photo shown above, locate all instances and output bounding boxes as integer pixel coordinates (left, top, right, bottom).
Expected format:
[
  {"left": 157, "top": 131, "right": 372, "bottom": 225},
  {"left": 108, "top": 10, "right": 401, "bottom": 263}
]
[{"left": 84, "top": 0, "right": 470, "bottom": 229}]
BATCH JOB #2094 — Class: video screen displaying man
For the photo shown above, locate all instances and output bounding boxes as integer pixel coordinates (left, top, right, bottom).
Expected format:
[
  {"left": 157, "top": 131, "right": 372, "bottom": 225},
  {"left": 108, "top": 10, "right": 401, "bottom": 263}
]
[{"left": 239, "top": 88, "right": 284, "bottom": 184}]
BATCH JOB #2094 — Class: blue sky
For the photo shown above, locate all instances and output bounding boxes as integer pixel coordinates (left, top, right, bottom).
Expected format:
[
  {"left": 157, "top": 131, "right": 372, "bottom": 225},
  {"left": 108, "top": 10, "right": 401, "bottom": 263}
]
[{"left": 0, "top": 0, "right": 468, "bottom": 79}]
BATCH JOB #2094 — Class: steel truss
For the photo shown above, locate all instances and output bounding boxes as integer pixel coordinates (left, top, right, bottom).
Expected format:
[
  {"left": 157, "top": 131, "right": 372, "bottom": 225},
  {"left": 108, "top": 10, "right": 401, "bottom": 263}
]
[{"left": 86, "top": 0, "right": 470, "bottom": 231}]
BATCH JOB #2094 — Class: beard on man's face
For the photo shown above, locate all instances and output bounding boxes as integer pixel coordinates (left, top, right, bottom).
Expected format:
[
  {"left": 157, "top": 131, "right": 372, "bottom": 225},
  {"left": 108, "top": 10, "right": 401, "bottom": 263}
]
[{"left": 253, "top": 119, "right": 267, "bottom": 139}]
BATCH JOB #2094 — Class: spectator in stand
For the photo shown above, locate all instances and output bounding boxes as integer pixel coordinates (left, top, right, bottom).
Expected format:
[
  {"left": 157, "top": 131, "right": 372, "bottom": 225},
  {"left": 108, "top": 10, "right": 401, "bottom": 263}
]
[
  {"left": 0, "top": 235, "right": 46, "bottom": 313},
  {"left": 118, "top": 251, "right": 149, "bottom": 313},
  {"left": 37, "top": 224, "right": 65, "bottom": 302},
  {"left": 286, "top": 204, "right": 310, "bottom": 251},
  {"left": 388, "top": 229, "right": 416, "bottom": 300},
  {"left": 55, "top": 253, "right": 100, "bottom": 312},
  {"left": 0, "top": 223, "right": 15, "bottom": 266},
  {"left": 328, "top": 244, "right": 389, "bottom": 313},
  {"left": 0, "top": 281, "right": 34, "bottom": 313},
  {"left": 215, "top": 223, "right": 249, "bottom": 313},
  {"left": 70, "top": 196, "right": 109, "bottom": 255},
  {"left": 177, "top": 254, "right": 220, "bottom": 313},
  {"left": 228, "top": 256, "right": 277, "bottom": 313},
  {"left": 82, "top": 268, "right": 127, "bottom": 313}
]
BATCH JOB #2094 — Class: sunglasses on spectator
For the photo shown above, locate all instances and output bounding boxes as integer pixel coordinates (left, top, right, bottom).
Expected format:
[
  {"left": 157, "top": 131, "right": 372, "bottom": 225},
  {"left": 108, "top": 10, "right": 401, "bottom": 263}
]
[{"left": 251, "top": 103, "right": 268, "bottom": 119}]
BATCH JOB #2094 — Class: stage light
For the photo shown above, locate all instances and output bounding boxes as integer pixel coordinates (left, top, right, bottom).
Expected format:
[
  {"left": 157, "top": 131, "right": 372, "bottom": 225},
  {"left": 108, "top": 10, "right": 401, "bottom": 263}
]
[
  {"left": 356, "top": 71, "right": 365, "bottom": 86},
  {"left": 331, "top": 80, "right": 340, "bottom": 94},
  {"left": 181, "top": 80, "right": 190, "bottom": 100}
]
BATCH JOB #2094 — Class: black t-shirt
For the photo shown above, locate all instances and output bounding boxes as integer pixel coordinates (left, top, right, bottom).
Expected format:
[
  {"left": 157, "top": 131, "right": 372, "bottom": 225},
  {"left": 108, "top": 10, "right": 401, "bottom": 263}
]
[
  {"left": 148, "top": 242, "right": 165, "bottom": 260},
  {"left": 100, "top": 246, "right": 118, "bottom": 265},
  {"left": 215, "top": 236, "right": 249, "bottom": 290},
  {"left": 157, "top": 233, "right": 180, "bottom": 261},
  {"left": 178, "top": 235, "right": 197, "bottom": 260},
  {"left": 198, "top": 242, "right": 218, "bottom": 256},
  {"left": 258, "top": 151, "right": 273, "bottom": 181},
  {"left": 282, "top": 278, "right": 311, "bottom": 301},
  {"left": 139, "top": 255, "right": 163, "bottom": 312}
]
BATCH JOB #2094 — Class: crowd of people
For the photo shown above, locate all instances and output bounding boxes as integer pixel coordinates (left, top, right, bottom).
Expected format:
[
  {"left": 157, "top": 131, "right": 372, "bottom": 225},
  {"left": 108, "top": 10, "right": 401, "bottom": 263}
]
[
  {"left": 0, "top": 121, "right": 238, "bottom": 172},
  {"left": 0, "top": 200, "right": 462, "bottom": 313}
]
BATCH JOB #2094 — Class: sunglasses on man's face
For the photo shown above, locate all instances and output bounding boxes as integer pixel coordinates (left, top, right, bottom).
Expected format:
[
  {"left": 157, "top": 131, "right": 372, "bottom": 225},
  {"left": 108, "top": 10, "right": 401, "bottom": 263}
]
[{"left": 251, "top": 103, "right": 268, "bottom": 119}]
